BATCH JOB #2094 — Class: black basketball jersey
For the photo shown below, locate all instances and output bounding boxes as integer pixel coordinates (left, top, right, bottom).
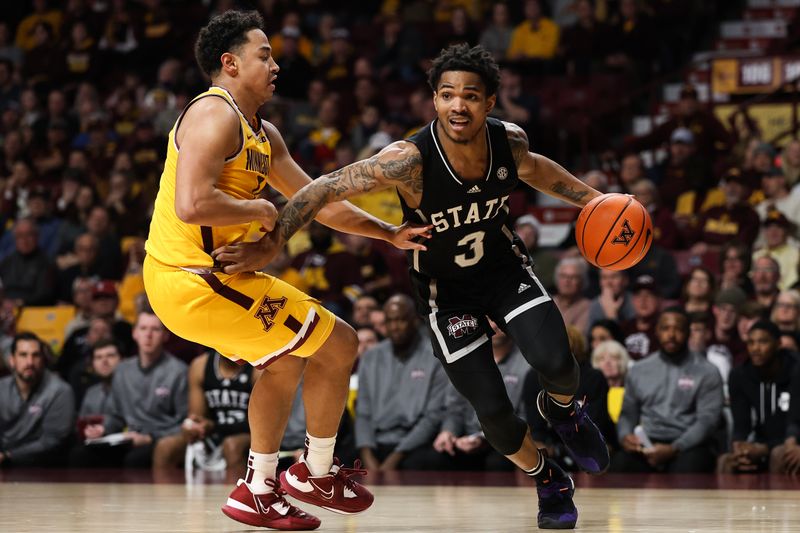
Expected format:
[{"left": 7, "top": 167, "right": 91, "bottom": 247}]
[
  {"left": 401, "top": 117, "right": 527, "bottom": 279},
  {"left": 203, "top": 352, "right": 253, "bottom": 439}
]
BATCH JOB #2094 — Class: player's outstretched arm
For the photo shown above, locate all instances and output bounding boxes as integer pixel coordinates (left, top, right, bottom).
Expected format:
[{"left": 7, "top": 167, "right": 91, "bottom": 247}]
[
  {"left": 174, "top": 98, "right": 277, "bottom": 229},
  {"left": 505, "top": 122, "right": 602, "bottom": 208},
  {"left": 212, "top": 141, "right": 432, "bottom": 273}
]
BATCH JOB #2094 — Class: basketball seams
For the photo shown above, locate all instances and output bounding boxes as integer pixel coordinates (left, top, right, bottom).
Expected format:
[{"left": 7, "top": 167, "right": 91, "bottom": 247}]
[
  {"left": 594, "top": 196, "right": 632, "bottom": 266},
  {"left": 578, "top": 194, "right": 614, "bottom": 257}
]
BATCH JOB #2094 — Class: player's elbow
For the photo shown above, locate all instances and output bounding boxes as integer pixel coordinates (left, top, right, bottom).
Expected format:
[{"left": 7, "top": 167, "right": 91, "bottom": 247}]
[{"left": 175, "top": 197, "right": 202, "bottom": 225}]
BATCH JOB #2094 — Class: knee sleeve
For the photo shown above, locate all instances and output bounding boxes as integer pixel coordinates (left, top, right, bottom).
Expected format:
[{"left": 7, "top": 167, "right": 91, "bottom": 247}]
[
  {"left": 476, "top": 407, "right": 528, "bottom": 456},
  {"left": 537, "top": 350, "right": 579, "bottom": 396}
]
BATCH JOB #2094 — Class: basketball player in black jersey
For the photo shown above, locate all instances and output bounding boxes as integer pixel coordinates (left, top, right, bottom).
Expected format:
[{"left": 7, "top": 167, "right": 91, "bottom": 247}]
[
  {"left": 183, "top": 351, "right": 260, "bottom": 471},
  {"left": 214, "top": 43, "right": 609, "bottom": 529}
]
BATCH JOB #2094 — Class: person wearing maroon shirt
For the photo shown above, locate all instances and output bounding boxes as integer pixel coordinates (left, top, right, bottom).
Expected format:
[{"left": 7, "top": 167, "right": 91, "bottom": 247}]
[{"left": 621, "top": 275, "right": 661, "bottom": 360}]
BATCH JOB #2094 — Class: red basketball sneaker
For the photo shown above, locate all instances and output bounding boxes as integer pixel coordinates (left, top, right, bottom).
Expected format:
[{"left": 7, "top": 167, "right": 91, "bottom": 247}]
[
  {"left": 280, "top": 456, "right": 374, "bottom": 514},
  {"left": 221, "top": 478, "right": 321, "bottom": 530}
]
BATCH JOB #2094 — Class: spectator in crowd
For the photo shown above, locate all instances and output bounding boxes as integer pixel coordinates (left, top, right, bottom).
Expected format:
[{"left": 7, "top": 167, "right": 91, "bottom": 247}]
[
  {"left": 750, "top": 255, "right": 781, "bottom": 314},
  {"left": 77, "top": 339, "right": 121, "bottom": 420},
  {"left": 272, "top": 26, "right": 314, "bottom": 99},
  {"left": 182, "top": 351, "right": 258, "bottom": 471},
  {"left": 514, "top": 214, "right": 557, "bottom": 291},
  {"left": 0, "top": 23, "right": 23, "bottom": 67},
  {"left": 507, "top": 0, "right": 560, "bottom": 63},
  {"left": 356, "top": 294, "right": 449, "bottom": 471},
  {"left": 612, "top": 308, "right": 723, "bottom": 473},
  {"left": 629, "top": 178, "right": 682, "bottom": 251},
  {"left": 78, "top": 308, "right": 187, "bottom": 468},
  {"left": 755, "top": 168, "right": 800, "bottom": 233},
  {"left": 16, "top": 0, "right": 63, "bottom": 51},
  {"left": 753, "top": 211, "right": 799, "bottom": 291},
  {"left": 83, "top": 205, "right": 123, "bottom": 280},
  {"left": 780, "top": 139, "right": 800, "bottom": 188},
  {"left": 434, "top": 320, "right": 530, "bottom": 471},
  {"left": 0, "top": 332, "right": 74, "bottom": 466},
  {"left": 352, "top": 295, "right": 380, "bottom": 330},
  {"left": 356, "top": 327, "right": 379, "bottom": 357},
  {"left": 588, "top": 318, "right": 626, "bottom": 350},
  {"left": 587, "top": 269, "right": 635, "bottom": 331},
  {"left": 552, "top": 256, "right": 591, "bottom": 334},
  {"left": 341, "top": 234, "right": 391, "bottom": 301},
  {"left": 626, "top": 242, "right": 681, "bottom": 300},
  {"left": 690, "top": 169, "right": 761, "bottom": 252},
  {"left": 719, "top": 240, "right": 754, "bottom": 296},
  {"left": 719, "top": 321, "right": 797, "bottom": 473},
  {"left": 479, "top": 1, "right": 513, "bottom": 61},
  {"left": 621, "top": 275, "right": 662, "bottom": 361},
  {"left": 369, "top": 307, "right": 387, "bottom": 337},
  {"left": 651, "top": 128, "right": 712, "bottom": 213},
  {"left": 526, "top": 325, "right": 614, "bottom": 469},
  {"left": 560, "top": 0, "right": 610, "bottom": 76},
  {"left": 771, "top": 290, "right": 800, "bottom": 340},
  {"left": 439, "top": 6, "right": 479, "bottom": 49},
  {"left": 709, "top": 286, "right": 747, "bottom": 366},
  {"left": 681, "top": 267, "right": 716, "bottom": 314},
  {"left": 771, "top": 362, "right": 800, "bottom": 474},
  {"left": 605, "top": 0, "right": 657, "bottom": 80},
  {"left": 0, "top": 217, "right": 56, "bottom": 306},
  {"left": 23, "top": 21, "right": 65, "bottom": 89},
  {"left": 372, "top": 13, "right": 426, "bottom": 84},
  {"left": 491, "top": 64, "right": 540, "bottom": 140},
  {"left": 56, "top": 232, "right": 100, "bottom": 303},
  {"left": 591, "top": 339, "right": 630, "bottom": 424}
]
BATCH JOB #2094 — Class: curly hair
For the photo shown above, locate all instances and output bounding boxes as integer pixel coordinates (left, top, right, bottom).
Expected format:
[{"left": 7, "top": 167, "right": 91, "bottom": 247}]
[
  {"left": 427, "top": 43, "right": 500, "bottom": 97},
  {"left": 194, "top": 10, "right": 265, "bottom": 77}
]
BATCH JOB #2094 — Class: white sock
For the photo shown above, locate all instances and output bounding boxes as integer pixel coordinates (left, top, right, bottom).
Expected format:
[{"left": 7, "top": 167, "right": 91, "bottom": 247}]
[
  {"left": 245, "top": 450, "right": 278, "bottom": 494},
  {"left": 305, "top": 433, "right": 336, "bottom": 476}
]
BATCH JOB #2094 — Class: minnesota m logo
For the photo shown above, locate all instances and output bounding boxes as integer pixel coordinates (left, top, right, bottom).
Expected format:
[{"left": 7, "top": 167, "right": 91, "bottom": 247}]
[
  {"left": 254, "top": 296, "right": 287, "bottom": 332},
  {"left": 611, "top": 220, "right": 635, "bottom": 246}
]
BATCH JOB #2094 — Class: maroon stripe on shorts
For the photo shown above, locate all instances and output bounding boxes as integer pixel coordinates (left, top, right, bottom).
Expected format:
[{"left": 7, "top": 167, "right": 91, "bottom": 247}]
[
  {"left": 200, "top": 226, "right": 214, "bottom": 255},
  {"left": 198, "top": 272, "right": 254, "bottom": 310},
  {"left": 255, "top": 312, "right": 321, "bottom": 370},
  {"left": 283, "top": 315, "right": 303, "bottom": 334}
]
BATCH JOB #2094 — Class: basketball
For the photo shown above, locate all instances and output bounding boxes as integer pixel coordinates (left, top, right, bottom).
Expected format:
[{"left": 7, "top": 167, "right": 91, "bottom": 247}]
[{"left": 575, "top": 193, "right": 653, "bottom": 270}]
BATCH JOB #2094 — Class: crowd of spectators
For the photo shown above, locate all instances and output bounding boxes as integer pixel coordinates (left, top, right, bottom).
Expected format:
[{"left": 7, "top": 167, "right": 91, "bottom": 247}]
[{"left": 1, "top": 0, "right": 800, "bottom": 476}]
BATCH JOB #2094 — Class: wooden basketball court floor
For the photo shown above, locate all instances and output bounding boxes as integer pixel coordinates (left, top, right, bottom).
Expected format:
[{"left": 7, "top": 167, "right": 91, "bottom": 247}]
[{"left": 1, "top": 470, "right": 798, "bottom": 532}]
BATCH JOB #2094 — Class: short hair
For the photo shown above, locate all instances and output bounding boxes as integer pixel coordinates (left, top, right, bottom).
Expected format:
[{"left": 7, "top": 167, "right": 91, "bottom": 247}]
[
  {"left": 194, "top": 10, "right": 265, "bottom": 77},
  {"left": 555, "top": 256, "right": 589, "bottom": 288},
  {"left": 749, "top": 319, "right": 782, "bottom": 341},
  {"left": 11, "top": 331, "right": 44, "bottom": 355},
  {"left": 427, "top": 44, "right": 500, "bottom": 97},
  {"left": 591, "top": 339, "right": 630, "bottom": 378},
  {"left": 92, "top": 339, "right": 122, "bottom": 356},
  {"left": 659, "top": 306, "right": 690, "bottom": 330}
]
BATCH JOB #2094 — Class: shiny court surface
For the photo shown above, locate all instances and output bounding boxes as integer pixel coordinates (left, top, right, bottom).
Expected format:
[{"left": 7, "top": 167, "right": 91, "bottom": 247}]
[{"left": 1, "top": 471, "right": 799, "bottom": 532}]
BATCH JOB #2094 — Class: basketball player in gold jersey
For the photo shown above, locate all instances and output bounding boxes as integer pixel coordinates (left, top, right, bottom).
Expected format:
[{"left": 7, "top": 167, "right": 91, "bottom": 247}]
[{"left": 144, "top": 11, "right": 429, "bottom": 530}]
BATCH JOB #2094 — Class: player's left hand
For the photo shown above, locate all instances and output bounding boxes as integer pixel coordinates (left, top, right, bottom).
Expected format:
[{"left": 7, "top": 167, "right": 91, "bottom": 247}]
[
  {"left": 212, "top": 231, "right": 281, "bottom": 274},
  {"left": 387, "top": 222, "right": 433, "bottom": 251}
]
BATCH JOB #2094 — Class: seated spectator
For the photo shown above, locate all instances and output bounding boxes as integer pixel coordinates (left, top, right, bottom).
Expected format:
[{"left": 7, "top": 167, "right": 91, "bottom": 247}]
[
  {"left": 709, "top": 286, "right": 747, "bottom": 369},
  {"left": 735, "top": 301, "right": 764, "bottom": 366},
  {"left": 75, "top": 308, "right": 188, "bottom": 469},
  {"left": 621, "top": 275, "right": 662, "bottom": 361},
  {"left": 369, "top": 308, "right": 387, "bottom": 337},
  {"left": 0, "top": 217, "right": 56, "bottom": 306},
  {"left": 526, "top": 325, "right": 613, "bottom": 468},
  {"left": 681, "top": 267, "right": 716, "bottom": 314},
  {"left": 478, "top": 2, "right": 513, "bottom": 60},
  {"left": 750, "top": 256, "right": 781, "bottom": 313},
  {"left": 591, "top": 340, "right": 630, "bottom": 424},
  {"left": 612, "top": 308, "right": 723, "bottom": 473},
  {"left": 356, "top": 327, "right": 379, "bottom": 357},
  {"left": 63, "top": 276, "right": 94, "bottom": 338},
  {"left": 629, "top": 179, "right": 682, "bottom": 250},
  {"left": 753, "top": 210, "right": 799, "bottom": 291},
  {"left": 506, "top": 0, "right": 560, "bottom": 64},
  {"left": 718, "top": 321, "right": 797, "bottom": 473},
  {"left": 771, "top": 290, "right": 800, "bottom": 342},
  {"left": 588, "top": 318, "right": 626, "bottom": 350},
  {"left": 587, "top": 269, "right": 634, "bottom": 328},
  {"left": 690, "top": 169, "right": 760, "bottom": 253},
  {"left": 341, "top": 234, "right": 391, "bottom": 301},
  {"left": 492, "top": 65, "right": 540, "bottom": 140},
  {"left": 352, "top": 295, "right": 379, "bottom": 329},
  {"left": 182, "top": 351, "right": 258, "bottom": 471},
  {"left": 719, "top": 240, "right": 754, "bottom": 296},
  {"left": 552, "top": 256, "right": 591, "bottom": 334},
  {"left": 514, "top": 214, "right": 557, "bottom": 291},
  {"left": 56, "top": 232, "right": 101, "bottom": 303},
  {"left": 356, "top": 295, "right": 449, "bottom": 471},
  {"left": 77, "top": 339, "right": 122, "bottom": 419},
  {"left": 560, "top": 0, "right": 610, "bottom": 76},
  {"left": 0, "top": 332, "right": 74, "bottom": 466},
  {"left": 781, "top": 139, "right": 800, "bottom": 188},
  {"left": 626, "top": 243, "right": 681, "bottom": 299},
  {"left": 433, "top": 320, "right": 530, "bottom": 471},
  {"left": 771, "top": 363, "right": 800, "bottom": 474},
  {"left": 755, "top": 168, "right": 800, "bottom": 235}
]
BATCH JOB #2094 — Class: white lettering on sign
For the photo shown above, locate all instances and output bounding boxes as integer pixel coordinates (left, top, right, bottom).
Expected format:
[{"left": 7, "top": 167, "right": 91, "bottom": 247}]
[
  {"left": 784, "top": 60, "right": 800, "bottom": 83},
  {"left": 741, "top": 61, "right": 773, "bottom": 85}
]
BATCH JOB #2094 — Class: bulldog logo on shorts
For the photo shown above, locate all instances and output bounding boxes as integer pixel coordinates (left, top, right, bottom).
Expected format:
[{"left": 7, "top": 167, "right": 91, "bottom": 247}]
[{"left": 447, "top": 314, "right": 478, "bottom": 338}]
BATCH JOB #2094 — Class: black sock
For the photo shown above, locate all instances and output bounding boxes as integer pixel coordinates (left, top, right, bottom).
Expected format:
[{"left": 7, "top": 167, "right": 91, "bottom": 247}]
[
  {"left": 523, "top": 449, "right": 552, "bottom": 484},
  {"left": 546, "top": 394, "right": 575, "bottom": 421}
]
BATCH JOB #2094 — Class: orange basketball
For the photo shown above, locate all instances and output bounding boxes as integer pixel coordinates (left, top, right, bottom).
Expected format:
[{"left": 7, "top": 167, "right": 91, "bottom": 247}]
[{"left": 575, "top": 193, "right": 653, "bottom": 270}]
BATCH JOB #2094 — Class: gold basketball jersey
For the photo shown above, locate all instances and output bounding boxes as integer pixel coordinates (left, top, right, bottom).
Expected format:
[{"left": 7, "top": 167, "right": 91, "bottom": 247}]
[{"left": 146, "top": 86, "right": 272, "bottom": 268}]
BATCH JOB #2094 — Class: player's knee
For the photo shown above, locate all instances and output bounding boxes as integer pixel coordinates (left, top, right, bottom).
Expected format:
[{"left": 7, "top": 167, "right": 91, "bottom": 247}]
[
  {"left": 538, "top": 351, "right": 579, "bottom": 395},
  {"left": 325, "top": 321, "right": 359, "bottom": 367},
  {"left": 476, "top": 407, "right": 527, "bottom": 456}
]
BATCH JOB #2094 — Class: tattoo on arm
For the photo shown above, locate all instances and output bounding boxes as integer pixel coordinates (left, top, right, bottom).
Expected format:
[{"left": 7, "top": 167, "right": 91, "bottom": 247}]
[
  {"left": 550, "top": 181, "right": 589, "bottom": 203},
  {"left": 506, "top": 124, "right": 530, "bottom": 169},
  {"left": 277, "top": 150, "right": 423, "bottom": 242}
]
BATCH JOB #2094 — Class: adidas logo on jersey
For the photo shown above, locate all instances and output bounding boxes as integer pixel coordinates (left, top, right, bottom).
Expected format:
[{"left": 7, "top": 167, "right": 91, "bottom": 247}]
[
  {"left": 467, "top": 185, "right": 481, "bottom": 193},
  {"left": 518, "top": 283, "right": 531, "bottom": 293}
]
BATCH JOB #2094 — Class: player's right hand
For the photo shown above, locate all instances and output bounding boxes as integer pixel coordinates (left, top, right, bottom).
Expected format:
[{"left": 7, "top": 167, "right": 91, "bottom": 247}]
[
  {"left": 212, "top": 230, "right": 281, "bottom": 274},
  {"left": 255, "top": 198, "right": 278, "bottom": 232}
]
